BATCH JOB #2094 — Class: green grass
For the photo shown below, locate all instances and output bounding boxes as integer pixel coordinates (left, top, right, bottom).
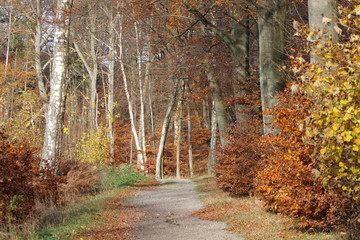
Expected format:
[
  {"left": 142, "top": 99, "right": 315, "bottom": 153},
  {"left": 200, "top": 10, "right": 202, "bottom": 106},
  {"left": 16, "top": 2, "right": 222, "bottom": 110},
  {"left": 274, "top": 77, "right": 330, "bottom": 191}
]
[
  {"left": 95, "top": 165, "right": 150, "bottom": 191},
  {"left": 34, "top": 189, "right": 119, "bottom": 240}
]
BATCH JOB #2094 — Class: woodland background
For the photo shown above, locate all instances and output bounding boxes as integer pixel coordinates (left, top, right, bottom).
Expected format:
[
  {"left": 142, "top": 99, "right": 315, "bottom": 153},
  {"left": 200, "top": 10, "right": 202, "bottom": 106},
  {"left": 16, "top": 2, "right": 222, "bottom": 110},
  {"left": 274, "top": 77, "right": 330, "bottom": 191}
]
[{"left": 1, "top": 0, "right": 360, "bottom": 238}]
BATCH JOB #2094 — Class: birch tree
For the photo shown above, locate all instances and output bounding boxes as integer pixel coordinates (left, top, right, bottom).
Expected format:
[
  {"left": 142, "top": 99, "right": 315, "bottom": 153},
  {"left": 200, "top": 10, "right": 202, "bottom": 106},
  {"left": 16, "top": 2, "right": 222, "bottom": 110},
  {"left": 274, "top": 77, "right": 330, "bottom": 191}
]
[
  {"left": 41, "top": 0, "right": 73, "bottom": 174},
  {"left": 34, "top": 0, "right": 48, "bottom": 105},
  {"left": 118, "top": 14, "right": 145, "bottom": 170},
  {"left": 73, "top": 2, "right": 99, "bottom": 130},
  {"left": 155, "top": 79, "right": 181, "bottom": 179}
]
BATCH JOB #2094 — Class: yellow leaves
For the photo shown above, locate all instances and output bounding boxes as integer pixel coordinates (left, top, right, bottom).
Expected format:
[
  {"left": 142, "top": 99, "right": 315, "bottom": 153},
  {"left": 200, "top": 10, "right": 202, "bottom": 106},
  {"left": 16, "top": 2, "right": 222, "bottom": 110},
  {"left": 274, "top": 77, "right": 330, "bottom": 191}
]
[
  {"left": 332, "top": 107, "right": 341, "bottom": 116},
  {"left": 343, "top": 132, "right": 353, "bottom": 142},
  {"left": 352, "top": 144, "right": 359, "bottom": 152},
  {"left": 320, "top": 148, "right": 327, "bottom": 155},
  {"left": 340, "top": 99, "right": 349, "bottom": 105}
]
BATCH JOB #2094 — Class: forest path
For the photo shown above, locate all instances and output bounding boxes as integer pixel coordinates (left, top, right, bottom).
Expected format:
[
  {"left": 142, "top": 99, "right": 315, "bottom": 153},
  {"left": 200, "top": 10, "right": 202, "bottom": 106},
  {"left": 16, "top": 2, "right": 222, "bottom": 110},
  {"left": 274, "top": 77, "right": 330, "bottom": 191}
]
[{"left": 128, "top": 179, "right": 243, "bottom": 240}]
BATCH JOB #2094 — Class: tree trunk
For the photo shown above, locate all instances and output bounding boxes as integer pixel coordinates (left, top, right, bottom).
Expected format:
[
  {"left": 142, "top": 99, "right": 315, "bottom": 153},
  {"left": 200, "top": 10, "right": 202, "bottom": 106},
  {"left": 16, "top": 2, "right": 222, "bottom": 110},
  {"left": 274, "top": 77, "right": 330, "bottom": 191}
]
[
  {"left": 41, "top": 0, "right": 73, "bottom": 174},
  {"left": 205, "top": 57, "right": 228, "bottom": 146},
  {"left": 186, "top": 85, "right": 194, "bottom": 178},
  {"left": 230, "top": 16, "right": 250, "bottom": 123},
  {"left": 35, "top": 0, "right": 48, "bottom": 105},
  {"left": 135, "top": 21, "right": 148, "bottom": 169},
  {"left": 107, "top": 12, "right": 115, "bottom": 162},
  {"left": 118, "top": 17, "right": 144, "bottom": 170},
  {"left": 175, "top": 89, "right": 184, "bottom": 179},
  {"left": 258, "top": 0, "right": 287, "bottom": 135},
  {"left": 208, "top": 99, "right": 217, "bottom": 176},
  {"left": 155, "top": 79, "right": 181, "bottom": 179},
  {"left": 308, "top": 0, "right": 338, "bottom": 63}
]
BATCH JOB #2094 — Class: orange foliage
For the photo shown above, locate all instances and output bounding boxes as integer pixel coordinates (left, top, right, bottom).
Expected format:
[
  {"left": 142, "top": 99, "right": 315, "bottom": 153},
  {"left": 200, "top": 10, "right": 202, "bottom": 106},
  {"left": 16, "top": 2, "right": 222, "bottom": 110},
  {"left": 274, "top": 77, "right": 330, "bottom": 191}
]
[
  {"left": 215, "top": 118, "right": 264, "bottom": 196},
  {"left": 255, "top": 86, "right": 352, "bottom": 230},
  {"left": 0, "top": 131, "right": 40, "bottom": 224}
]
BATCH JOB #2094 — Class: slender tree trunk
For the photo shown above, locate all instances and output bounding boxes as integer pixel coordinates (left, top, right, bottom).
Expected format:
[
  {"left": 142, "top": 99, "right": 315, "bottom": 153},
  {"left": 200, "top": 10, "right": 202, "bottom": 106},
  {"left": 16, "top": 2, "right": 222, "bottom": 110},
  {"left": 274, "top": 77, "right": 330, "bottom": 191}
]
[
  {"left": 135, "top": 22, "right": 148, "bottom": 169},
  {"left": 41, "top": 0, "right": 73, "bottom": 174},
  {"left": 3, "top": 6, "right": 11, "bottom": 81},
  {"left": 107, "top": 11, "right": 116, "bottom": 162},
  {"left": 176, "top": 90, "right": 184, "bottom": 179},
  {"left": 118, "top": 17, "right": 144, "bottom": 170},
  {"left": 208, "top": 100, "right": 217, "bottom": 175},
  {"left": 258, "top": 0, "right": 287, "bottom": 134},
  {"left": 35, "top": 0, "right": 48, "bottom": 105},
  {"left": 148, "top": 73, "right": 156, "bottom": 161},
  {"left": 89, "top": 10, "right": 98, "bottom": 130},
  {"left": 186, "top": 85, "right": 194, "bottom": 178},
  {"left": 155, "top": 79, "right": 181, "bottom": 179}
]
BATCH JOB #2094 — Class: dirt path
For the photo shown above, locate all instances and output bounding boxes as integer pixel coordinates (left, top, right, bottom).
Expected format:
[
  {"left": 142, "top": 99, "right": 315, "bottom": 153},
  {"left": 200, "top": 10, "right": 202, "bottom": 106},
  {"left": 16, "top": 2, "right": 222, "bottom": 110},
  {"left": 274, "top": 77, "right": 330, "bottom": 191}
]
[{"left": 128, "top": 179, "right": 244, "bottom": 240}]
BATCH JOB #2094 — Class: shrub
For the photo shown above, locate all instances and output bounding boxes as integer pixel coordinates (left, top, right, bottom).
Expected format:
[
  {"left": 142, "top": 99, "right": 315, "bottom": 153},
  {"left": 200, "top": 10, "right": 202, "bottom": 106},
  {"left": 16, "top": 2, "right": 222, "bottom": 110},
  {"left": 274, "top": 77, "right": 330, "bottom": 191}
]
[
  {"left": 215, "top": 118, "right": 264, "bottom": 196},
  {"left": 76, "top": 126, "right": 110, "bottom": 167},
  {"left": 254, "top": 86, "right": 354, "bottom": 230},
  {"left": 58, "top": 160, "right": 99, "bottom": 204},
  {"left": 0, "top": 131, "right": 38, "bottom": 224}
]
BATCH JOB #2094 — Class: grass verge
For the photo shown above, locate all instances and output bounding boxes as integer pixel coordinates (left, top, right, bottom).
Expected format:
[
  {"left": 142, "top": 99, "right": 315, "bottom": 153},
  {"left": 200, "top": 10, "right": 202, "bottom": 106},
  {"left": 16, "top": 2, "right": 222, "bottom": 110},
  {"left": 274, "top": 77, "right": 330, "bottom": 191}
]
[
  {"left": 191, "top": 176, "right": 346, "bottom": 240},
  {"left": 4, "top": 165, "right": 157, "bottom": 240}
]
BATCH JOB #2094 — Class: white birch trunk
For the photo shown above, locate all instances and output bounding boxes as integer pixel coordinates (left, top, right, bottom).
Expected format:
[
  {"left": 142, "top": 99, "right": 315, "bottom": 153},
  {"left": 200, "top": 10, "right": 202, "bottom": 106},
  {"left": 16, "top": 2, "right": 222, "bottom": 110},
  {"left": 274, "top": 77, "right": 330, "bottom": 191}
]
[
  {"left": 118, "top": 17, "right": 144, "bottom": 170},
  {"left": 176, "top": 96, "right": 183, "bottom": 179},
  {"left": 41, "top": 0, "right": 72, "bottom": 174},
  {"left": 107, "top": 11, "right": 116, "bottom": 162},
  {"left": 208, "top": 100, "right": 217, "bottom": 175},
  {"left": 35, "top": 0, "right": 48, "bottom": 105},
  {"left": 155, "top": 79, "right": 181, "bottom": 179},
  {"left": 135, "top": 21, "right": 148, "bottom": 169},
  {"left": 186, "top": 84, "right": 193, "bottom": 177}
]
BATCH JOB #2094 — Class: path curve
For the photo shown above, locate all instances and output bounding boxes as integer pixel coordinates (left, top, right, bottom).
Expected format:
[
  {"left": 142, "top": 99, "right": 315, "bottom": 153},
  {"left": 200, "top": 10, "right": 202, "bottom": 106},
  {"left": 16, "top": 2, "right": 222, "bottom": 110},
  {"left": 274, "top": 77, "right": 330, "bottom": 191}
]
[{"left": 128, "top": 179, "right": 243, "bottom": 240}]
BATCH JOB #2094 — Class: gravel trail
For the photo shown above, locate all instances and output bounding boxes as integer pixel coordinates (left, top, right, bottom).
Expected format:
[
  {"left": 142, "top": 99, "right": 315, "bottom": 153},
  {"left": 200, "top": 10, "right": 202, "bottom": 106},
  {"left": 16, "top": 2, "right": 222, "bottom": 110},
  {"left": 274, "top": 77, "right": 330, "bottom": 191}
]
[{"left": 128, "top": 179, "right": 243, "bottom": 240}]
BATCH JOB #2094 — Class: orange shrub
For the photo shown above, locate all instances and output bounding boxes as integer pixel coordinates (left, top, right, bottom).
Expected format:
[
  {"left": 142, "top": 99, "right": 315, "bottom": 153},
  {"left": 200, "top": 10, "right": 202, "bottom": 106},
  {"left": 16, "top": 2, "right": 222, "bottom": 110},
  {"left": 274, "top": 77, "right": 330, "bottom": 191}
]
[
  {"left": 254, "top": 86, "right": 352, "bottom": 229},
  {"left": 0, "top": 131, "right": 39, "bottom": 224},
  {"left": 215, "top": 118, "right": 264, "bottom": 196}
]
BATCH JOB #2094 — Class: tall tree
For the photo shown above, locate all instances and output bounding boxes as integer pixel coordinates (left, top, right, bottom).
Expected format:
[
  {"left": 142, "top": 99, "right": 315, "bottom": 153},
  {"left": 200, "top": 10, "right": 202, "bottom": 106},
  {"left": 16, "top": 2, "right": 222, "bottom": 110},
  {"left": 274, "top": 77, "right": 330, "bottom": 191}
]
[
  {"left": 41, "top": 0, "right": 73, "bottom": 174},
  {"left": 258, "top": 0, "right": 287, "bottom": 134}
]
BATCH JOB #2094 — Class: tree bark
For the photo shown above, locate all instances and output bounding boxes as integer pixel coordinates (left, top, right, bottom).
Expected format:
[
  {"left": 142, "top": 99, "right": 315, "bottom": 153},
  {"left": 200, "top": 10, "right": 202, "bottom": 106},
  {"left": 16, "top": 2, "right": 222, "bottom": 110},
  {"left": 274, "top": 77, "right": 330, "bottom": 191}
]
[
  {"left": 308, "top": 0, "right": 338, "bottom": 63},
  {"left": 258, "top": 0, "right": 287, "bottom": 135},
  {"left": 135, "top": 21, "right": 148, "bottom": 169},
  {"left": 186, "top": 84, "right": 194, "bottom": 178},
  {"left": 118, "top": 16, "right": 144, "bottom": 170},
  {"left": 35, "top": 0, "right": 48, "bottom": 105},
  {"left": 175, "top": 85, "right": 184, "bottom": 179},
  {"left": 155, "top": 79, "right": 181, "bottom": 179},
  {"left": 41, "top": 0, "right": 73, "bottom": 174},
  {"left": 208, "top": 99, "right": 217, "bottom": 175},
  {"left": 205, "top": 57, "right": 228, "bottom": 146},
  {"left": 107, "top": 10, "right": 116, "bottom": 162}
]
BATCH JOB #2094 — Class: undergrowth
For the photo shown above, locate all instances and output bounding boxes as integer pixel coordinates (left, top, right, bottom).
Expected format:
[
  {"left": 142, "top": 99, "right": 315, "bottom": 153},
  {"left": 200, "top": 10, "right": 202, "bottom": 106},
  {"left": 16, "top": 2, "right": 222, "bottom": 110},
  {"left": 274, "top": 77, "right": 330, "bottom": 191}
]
[{"left": 0, "top": 165, "right": 150, "bottom": 240}]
